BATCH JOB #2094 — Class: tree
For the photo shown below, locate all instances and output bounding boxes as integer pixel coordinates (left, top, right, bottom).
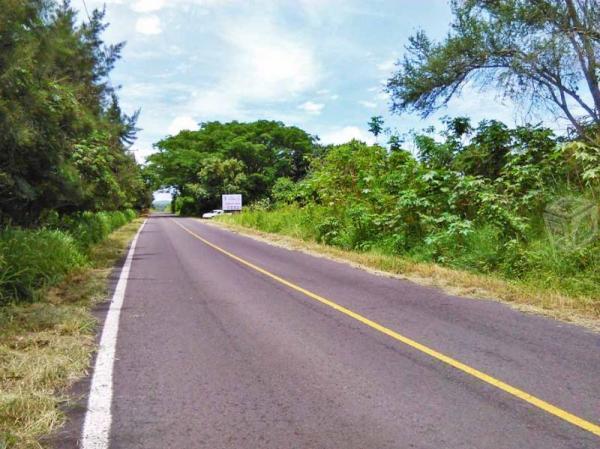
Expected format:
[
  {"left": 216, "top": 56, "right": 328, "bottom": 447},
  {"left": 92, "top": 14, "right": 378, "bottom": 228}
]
[
  {"left": 368, "top": 116, "right": 385, "bottom": 142},
  {"left": 387, "top": 134, "right": 403, "bottom": 152},
  {"left": 0, "top": 1, "right": 150, "bottom": 225},
  {"left": 386, "top": 0, "right": 600, "bottom": 136},
  {"left": 147, "top": 121, "right": 318, "bottom": 214},
  {"left": 453, "top": 120, "right": 512, "bottom": 180}
]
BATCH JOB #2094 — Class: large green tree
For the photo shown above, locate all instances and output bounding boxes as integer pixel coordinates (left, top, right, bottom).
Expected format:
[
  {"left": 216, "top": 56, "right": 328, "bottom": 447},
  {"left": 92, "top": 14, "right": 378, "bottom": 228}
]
[
  {"left": 0, "top": 1, "right": 149, "bottom": 225},
  {"left": 146, "top": 120, "right": 317, "bottom": 214},
  {"left": 386, "top": 0, "right": 600, "bottom": 135}
]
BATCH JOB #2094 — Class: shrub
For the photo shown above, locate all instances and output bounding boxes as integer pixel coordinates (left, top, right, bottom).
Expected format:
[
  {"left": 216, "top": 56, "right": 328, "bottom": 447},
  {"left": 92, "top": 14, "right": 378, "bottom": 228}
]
[
  {"left": 43, "top": 210, "right": 138, "bottom": 251},
  {"left": 124, "top": 209, "right": 137, "bottom": 221},
  {"left": 0, "top": 209, "right": 137, "bottom": 304},
  {"left": 0, "top": 228, "right": 85, "bottom": 304}
]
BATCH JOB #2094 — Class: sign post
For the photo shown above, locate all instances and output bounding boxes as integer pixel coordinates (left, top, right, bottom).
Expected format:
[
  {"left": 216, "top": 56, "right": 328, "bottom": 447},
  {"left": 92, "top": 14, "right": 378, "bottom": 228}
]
[{"left": 222, "top": 194, "right": 242, "bottom": 212}]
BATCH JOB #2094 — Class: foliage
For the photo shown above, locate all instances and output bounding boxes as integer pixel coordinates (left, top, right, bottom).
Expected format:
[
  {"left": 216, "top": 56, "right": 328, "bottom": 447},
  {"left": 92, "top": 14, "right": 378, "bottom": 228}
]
[
  {"left": 0, "top": 210, "right": 137, "bottom": 304},
  {"left": 0, "top": 1, "right": 151, "bottom": 226},
  {"left": 368, "top": 116, "right": 385, "bottom": 140},
  {"left": 386, "top": 0, "right": 600, "bottom": 136},
  {"left": 220, "top": 118, "right": 600, "bottom": 301},
  {"left": 146, "top": 120, "right": 318, "bottom": 215},
  {"left": 0, "top": 228, "right": 85, "bottom": 303}
]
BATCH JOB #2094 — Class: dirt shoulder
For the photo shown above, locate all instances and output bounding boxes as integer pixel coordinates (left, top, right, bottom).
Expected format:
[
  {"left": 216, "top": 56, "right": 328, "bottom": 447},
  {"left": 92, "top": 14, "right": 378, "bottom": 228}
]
[{"left": 207, "top": 219, "right": 599, "bottom": 332}]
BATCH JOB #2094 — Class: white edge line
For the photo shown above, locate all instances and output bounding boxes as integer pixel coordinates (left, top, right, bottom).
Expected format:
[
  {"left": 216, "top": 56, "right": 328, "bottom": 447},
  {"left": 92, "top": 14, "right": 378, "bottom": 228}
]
[{"left": 81, "top": 218, "right": 147, "bottom": 449}]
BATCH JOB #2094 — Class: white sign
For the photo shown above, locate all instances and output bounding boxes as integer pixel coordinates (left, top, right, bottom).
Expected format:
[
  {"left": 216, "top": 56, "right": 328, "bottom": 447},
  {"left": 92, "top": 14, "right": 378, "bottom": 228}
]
[{"left": 222, "top": 194, "right": 242, "bottom": 211}]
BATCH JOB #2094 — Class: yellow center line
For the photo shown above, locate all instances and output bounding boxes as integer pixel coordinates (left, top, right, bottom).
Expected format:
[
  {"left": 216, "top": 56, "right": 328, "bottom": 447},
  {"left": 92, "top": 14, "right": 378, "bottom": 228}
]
[{"left": 172, "top": 218, "right": 600, "bottom": 437}]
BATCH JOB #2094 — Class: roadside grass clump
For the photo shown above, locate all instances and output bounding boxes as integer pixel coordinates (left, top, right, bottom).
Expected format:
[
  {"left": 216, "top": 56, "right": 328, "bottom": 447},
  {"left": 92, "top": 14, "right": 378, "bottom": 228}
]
[
  {"left": 0, "top": 229, "right": 86, "bottom": 304},
  {"left": 225, "top": 204, "right": 326, "bottom": 241},
  {"left": 44, "top": 209, "right": 138, "bottom": 251},
  {"left": 0, "top": 218, "right": 144, "bottom": 449},
  {"left": 0, "top": 210, "right": 139, "bottom": 307},
  {"left": 214, "top": 217, "right": 600, "bottom": 328}
]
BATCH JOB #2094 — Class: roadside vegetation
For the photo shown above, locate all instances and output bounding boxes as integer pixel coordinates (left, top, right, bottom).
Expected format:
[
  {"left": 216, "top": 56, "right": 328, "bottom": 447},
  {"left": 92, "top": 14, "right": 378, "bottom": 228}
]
[
  {"left": 145, "top": 120, "right": 317, "bottom": 216},
  {"left": 1, "top": 2, "right": 150, "bottom": 447},
  {"left": 0, "top": 0, "right": 151, "bottom": 303},
  {"left": 0, "top": 218, "right": 143, "bottom": 449},
  {"left": 0, "top": 1, "right": 151, "bottom": 228},
  {"left": 0, "top": 210, "right": 137, "bottom": 305},
  {"left": 149, "top": 0, "right": 600, "bottom": 323},
  {"left": 214, "top": 118, "right": 599, "bottom": 321}
]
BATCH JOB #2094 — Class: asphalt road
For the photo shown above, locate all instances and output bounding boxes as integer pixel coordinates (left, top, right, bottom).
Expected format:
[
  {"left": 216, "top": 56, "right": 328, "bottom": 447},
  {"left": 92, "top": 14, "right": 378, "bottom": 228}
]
[{"left": 86, "top": 214, "right": 599, "bottom": 448}]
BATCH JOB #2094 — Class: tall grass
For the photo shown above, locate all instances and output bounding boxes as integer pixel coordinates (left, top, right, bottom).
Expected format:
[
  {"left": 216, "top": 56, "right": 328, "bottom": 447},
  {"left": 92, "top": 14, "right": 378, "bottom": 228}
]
[
  {"left": 219, "top": 205, "right": 600, "bottom": 308},
  {"left": 0, "top": 219, "right": 143, "bottom": 449},
  {"left": 0, "top": 209, "right": 137, "bottom": 305},
  {"left": 0, "top": 229, "right": 85, "bottom": 303}
]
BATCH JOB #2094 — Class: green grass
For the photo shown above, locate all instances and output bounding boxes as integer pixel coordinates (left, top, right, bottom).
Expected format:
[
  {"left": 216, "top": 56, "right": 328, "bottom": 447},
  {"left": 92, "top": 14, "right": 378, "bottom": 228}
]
[
  {"left": 0, "top": 218, "right": 144, "bottom": 449},
  {"left": 0, "top": 210, "right": 138, "bottom": 305},
  {"left": 0, "top": 229, "right": 86, "bottom": 304},
  {"left": 217, "top": 206, "right": 600, "bottom": 324}
]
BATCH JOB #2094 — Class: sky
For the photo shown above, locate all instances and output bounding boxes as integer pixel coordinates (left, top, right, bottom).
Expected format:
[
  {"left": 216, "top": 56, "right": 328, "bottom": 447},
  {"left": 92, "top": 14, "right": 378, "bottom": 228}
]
[{"left": 81, "top": 0, "right": 537, "bottom": 164}]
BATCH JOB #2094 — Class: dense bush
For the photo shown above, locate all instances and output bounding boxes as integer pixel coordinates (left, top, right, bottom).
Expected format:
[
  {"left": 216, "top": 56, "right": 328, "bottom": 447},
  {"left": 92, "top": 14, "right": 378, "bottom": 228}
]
[
  {"left": 42, "top": 209, "right": 137, "bottom": 250},
  {"left": 0, "top": 229, "right": 84, "bottom": 303},
  {"left": 0, "top": 210, "right": 137, "bottom": 304},
  {"left": 221, "top": 120, "right": 600, "bottom": 300}
]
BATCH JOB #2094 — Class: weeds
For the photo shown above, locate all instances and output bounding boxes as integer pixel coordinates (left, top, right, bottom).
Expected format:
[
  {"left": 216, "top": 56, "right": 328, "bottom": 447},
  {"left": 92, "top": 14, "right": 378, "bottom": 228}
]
[
  {"left": 217, "top": 208, "right": 600, "bottom": 324},
  {"left": 0, "top": 218, "right": 143, "bottom": 448},
  {"left": 214, "top": 131, "right": 599, "bottom": 318},
  {"left": 0, "top": 210, "right": 137, "bottom": 305}
]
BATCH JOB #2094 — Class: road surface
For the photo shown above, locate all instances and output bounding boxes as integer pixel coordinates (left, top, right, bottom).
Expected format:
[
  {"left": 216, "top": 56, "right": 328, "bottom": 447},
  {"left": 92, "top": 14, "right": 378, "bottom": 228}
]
[{"left": 78, "top": 214, "right": 600, "bottom": 448}]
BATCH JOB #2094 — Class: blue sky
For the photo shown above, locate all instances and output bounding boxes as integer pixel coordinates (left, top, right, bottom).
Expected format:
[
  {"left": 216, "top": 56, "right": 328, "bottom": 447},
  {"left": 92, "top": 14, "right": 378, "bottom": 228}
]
[{"left": 83, "top": 0, "right": 541, "bottom": 168}]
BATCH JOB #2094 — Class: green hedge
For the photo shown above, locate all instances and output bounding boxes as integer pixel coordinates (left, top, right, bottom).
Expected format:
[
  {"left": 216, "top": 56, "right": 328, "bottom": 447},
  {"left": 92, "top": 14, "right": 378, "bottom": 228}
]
[{"left": 0, "top": 210, "right": 137, "bottom": 304}]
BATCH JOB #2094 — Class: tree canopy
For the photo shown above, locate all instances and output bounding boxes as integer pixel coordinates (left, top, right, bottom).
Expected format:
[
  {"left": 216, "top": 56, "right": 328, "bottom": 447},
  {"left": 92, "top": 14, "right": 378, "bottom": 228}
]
[
  {"left": 0, "top": 1, "right": 150, "bottom": 225},
  {"left": 386, "top": 0, "right": 600, "bottom": 136},
  {"left": 145, "top": 120, "right": 318, "bottom": 214}
]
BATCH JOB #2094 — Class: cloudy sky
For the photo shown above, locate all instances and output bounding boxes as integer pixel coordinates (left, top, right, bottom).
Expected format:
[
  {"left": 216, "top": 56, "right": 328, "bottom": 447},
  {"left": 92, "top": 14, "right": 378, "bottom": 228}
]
[{"left": 82, "top": 0, "right": 529, "bottom": 163}]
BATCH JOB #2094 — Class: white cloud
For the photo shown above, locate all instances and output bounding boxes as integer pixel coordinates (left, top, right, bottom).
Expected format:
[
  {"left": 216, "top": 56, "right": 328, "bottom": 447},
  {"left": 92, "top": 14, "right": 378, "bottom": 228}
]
[
  {"left": 135, "top": 15, "right": 162, "bottom": 35},
  {"left": 358, "top": 100, "right": 377, "bottom": 108},
  {"left": 187, "top": 18, "right": 320, "bottom": 119},
  {"left": 445, "top": 83, "right": 517, "bottom": 125},
  {"left": 131, "top": 0, "right": 165, "bottom": 12},
  {"left": 320, "top": 126, "right": 375, "bottom": 145},
  {"left": 298, "top": 101, "right": 324, "bottom": 114},
  {"left": 168, "top": 116, "right": 198, "bottom": 134},
  {"left": 317, "top": 89, "right": 338, "bottom": 100},
  {"left": 377, "top": 57, "right": 397, "bottom": 72},
  {"left": 223, "top": 21, "right": 318, "bottom": 98}
]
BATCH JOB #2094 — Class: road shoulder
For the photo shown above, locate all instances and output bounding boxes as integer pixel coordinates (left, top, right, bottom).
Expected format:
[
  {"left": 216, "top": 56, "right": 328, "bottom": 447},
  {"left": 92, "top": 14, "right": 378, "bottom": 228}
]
[
  {"left": 0, "top": 218, "right": 145, "bottom": 449},
  {"left": 207, "top": 218, "right": 600, "bottom": 332}
]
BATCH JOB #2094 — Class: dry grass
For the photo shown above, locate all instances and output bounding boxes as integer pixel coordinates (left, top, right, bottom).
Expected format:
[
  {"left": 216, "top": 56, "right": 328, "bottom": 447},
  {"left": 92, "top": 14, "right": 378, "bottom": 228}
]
[
  {"left": 0, "top": 218, "right": 144, "bottom": 449},
  {"left": 208, "top": 220, "right": 600, "bottom": 332}
]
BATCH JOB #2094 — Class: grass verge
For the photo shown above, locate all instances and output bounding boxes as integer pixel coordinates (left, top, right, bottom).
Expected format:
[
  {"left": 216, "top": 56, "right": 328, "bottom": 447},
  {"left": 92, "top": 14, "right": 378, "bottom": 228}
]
[
  {"left": 212, "top": 218, "right": 599, "bottom": 332},
  {"left": 0, "top": 218, "right": 144, "bottom": 449}
]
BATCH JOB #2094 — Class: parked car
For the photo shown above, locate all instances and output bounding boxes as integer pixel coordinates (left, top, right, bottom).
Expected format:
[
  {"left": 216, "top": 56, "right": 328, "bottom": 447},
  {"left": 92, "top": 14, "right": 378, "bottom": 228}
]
[{"left": 202, "top": 209, "right": 225, "bottom": 219}]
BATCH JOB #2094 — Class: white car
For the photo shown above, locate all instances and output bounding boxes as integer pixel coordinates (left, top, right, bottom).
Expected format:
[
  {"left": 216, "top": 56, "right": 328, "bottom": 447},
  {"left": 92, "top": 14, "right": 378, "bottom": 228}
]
[{"left": 202, "top": 209, "right": 225, "bottom": 219}]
